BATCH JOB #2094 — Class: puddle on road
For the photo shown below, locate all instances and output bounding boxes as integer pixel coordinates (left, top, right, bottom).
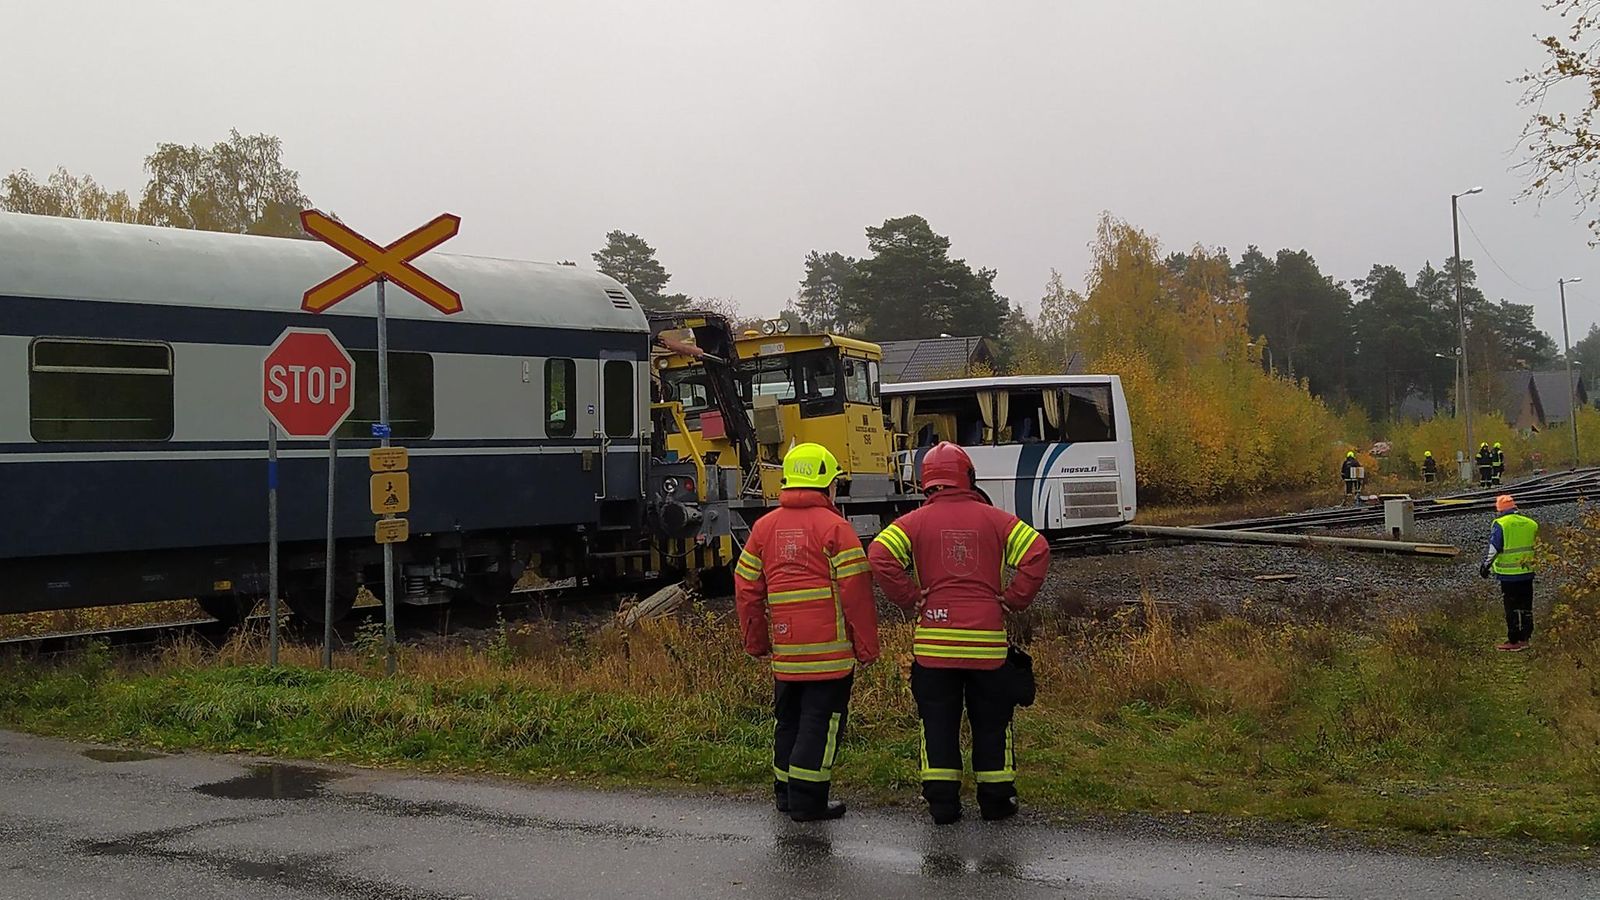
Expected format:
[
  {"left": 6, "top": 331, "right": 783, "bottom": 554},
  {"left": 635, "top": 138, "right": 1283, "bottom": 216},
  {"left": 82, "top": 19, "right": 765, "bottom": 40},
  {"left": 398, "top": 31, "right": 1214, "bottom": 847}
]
[
  {"left": 82, "top": 748, "right": 166, "bottom": 763},
  {"left": 195, "top": 764, "right": 346, "bottom": 800}
]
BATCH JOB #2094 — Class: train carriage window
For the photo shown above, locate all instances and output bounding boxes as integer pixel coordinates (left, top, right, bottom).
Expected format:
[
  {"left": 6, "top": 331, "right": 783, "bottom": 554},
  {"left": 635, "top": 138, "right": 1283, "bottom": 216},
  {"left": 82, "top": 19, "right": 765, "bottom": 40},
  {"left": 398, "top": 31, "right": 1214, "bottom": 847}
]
[
  {"left": 1063, "top": 385, "right": 1116, "bottom": 442},
  {"left": 337, "top": 351, "right": 434, "bottom": 440},
  {"left": 603, "top": 360, "right": 634, "bottom": 437},
  {"left": 545, "top": 358, "right": 575, "bottom": 438},
  {"left": 29, "top": 339, "right": 174, "bottom": 441}
]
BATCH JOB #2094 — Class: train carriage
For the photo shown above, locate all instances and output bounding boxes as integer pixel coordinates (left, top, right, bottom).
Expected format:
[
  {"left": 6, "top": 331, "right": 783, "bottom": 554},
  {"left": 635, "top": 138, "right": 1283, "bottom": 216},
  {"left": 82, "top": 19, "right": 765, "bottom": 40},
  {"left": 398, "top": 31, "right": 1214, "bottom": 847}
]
[{"left": 0, "top": 212, "right": 652, "bottom": 620}]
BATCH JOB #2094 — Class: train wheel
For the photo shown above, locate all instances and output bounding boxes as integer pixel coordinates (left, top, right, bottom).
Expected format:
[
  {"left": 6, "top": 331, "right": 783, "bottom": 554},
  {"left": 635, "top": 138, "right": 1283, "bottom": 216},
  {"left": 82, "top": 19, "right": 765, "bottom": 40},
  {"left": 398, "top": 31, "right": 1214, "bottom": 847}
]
[
  {"left": 197, "top": 595, "right": 259, "bottom": 627},
  {"left": 282, "top": 571, "right": 358, "bottom": 624}
]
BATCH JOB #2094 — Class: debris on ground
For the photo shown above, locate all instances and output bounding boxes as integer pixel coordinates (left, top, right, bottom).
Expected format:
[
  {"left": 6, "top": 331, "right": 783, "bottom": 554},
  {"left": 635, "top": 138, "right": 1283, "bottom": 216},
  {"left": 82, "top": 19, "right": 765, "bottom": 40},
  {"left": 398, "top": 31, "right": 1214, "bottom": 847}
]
[{"left": 618, "top": 582, "right": 694, "bottom": 627}]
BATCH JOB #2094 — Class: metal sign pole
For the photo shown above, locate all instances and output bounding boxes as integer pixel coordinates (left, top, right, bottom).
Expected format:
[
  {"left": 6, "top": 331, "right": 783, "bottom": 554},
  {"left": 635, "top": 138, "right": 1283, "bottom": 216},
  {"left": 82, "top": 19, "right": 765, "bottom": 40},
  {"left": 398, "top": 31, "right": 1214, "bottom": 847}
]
[
  {"left": 377, "top": 277, "right": 397, "bottom": 675},
  {"left": 267, "top": 423, "right": 280, "bottom": 666},
  {"left": 323, "top": 433, "right": 338, "bottom": 669}
]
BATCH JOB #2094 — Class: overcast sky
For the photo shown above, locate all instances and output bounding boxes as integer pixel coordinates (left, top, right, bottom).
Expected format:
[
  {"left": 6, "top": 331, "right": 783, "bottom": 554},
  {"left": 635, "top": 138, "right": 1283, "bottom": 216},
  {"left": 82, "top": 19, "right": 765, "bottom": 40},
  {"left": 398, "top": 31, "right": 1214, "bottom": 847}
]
[{"left": 6, "top": 0, "right": 1598, "bottom": 343}]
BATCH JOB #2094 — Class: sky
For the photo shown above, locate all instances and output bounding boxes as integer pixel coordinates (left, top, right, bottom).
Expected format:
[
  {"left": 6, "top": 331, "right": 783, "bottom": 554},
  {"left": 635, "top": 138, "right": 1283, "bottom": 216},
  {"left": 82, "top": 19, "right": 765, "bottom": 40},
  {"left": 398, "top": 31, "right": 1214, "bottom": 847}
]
[{"left": 5, "top": 0, "right": 1600, "bottom": 345}]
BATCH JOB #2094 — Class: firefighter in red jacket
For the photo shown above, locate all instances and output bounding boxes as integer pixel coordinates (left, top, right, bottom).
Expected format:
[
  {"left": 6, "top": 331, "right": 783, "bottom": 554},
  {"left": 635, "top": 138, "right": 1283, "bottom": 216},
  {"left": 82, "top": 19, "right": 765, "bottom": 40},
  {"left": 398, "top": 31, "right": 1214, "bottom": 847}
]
[
  {"left": 868, "top": 442, "right": 1050, "bottom": 824},
  {"left": 735, "top": 442, "right": 880, "bottom": 822}
]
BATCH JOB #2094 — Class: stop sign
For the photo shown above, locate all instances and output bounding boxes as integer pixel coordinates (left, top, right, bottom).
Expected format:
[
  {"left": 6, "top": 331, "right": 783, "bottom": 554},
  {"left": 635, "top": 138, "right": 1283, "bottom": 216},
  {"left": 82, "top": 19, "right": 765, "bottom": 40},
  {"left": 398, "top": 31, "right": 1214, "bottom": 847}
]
[{"left": 262, "top": 328, "right": 356, "bottom": 438}]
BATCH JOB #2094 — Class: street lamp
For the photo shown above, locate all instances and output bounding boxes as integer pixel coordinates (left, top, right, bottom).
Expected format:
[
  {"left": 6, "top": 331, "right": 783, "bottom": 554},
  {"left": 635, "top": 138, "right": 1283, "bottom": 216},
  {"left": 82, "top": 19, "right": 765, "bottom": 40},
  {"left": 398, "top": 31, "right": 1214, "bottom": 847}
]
[
  {"left": 1451, "top": 186, "right": 1483, "bottom": 461},
  {"left": 1560, "top": 276, "right": 1584, "bottom": 468},
  {"left": 1435, "top": 349, "right": 1461, "bottom": 418}
]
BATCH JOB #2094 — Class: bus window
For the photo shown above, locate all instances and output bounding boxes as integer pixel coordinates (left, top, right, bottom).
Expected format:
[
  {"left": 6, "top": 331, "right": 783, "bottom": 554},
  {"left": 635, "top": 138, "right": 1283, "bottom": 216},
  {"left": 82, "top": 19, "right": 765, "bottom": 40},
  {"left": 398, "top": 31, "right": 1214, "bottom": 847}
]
[
  {"left": 843, "top": 357, "right": 873, "bottom": 404},
  {"left": 911, "top": 392, "right": 986, "bottom": 448},
  {"left": 1063, "top": 385, "right": 1116, "bottom": 441},
  {"left": 1001, "top": 390, "right": 1060, "bottom": 444}
]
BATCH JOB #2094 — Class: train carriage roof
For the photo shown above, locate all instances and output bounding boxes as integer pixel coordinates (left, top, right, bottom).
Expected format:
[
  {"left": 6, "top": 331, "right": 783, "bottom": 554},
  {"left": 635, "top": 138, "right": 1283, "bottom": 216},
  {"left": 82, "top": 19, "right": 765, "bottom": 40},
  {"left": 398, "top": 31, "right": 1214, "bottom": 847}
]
[{"left": 0, "top": 212, "right": 647, "bottom": 333}]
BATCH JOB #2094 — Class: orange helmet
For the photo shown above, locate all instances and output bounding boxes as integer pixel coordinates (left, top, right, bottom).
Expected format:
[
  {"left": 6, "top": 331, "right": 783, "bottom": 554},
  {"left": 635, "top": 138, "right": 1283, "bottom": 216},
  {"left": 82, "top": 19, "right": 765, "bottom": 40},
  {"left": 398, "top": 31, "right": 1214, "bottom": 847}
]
[
  {"left": 920, "top": 442, "right": 975, "bottom": 491},
  {"left": 1495, "top": 495, "right": 1516, "bottom": 514}
]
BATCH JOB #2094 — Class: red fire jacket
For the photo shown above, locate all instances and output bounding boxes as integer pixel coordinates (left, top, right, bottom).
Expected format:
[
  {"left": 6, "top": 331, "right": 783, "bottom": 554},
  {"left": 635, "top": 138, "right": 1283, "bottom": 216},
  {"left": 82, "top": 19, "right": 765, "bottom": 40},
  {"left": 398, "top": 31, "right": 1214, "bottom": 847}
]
[
  {"left": 734, "top": 489, "right": 880, "bottom": 681},
  {"left": 868, "top": 487, "right": 1049, "bottom": 669}
]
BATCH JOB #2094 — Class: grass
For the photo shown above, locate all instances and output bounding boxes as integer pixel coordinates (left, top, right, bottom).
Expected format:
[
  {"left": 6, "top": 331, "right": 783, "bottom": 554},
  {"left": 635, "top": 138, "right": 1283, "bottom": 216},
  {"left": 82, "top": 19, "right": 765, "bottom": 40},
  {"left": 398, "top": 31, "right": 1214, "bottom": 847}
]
[{"left": 6, "top": 593, "right": 1600, "bottom": 845}]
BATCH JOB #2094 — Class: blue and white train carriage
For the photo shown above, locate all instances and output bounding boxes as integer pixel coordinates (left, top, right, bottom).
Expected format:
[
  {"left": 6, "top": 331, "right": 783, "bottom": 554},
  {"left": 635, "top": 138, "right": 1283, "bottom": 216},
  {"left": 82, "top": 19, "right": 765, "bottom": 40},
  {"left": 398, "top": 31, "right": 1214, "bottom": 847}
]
[
  {"left": 0, "top": 212, "right": 652, "bottom": 621},
  {"left": 882, "top": 374, "right": 1138, "bottom": 534}
]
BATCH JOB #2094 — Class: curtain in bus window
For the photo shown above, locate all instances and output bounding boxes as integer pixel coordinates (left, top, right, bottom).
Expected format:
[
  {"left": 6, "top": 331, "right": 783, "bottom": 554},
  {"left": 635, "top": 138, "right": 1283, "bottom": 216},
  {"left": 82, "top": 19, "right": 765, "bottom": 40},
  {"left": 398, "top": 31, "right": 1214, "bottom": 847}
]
[
  {"left": 889, "top": 396, "right": 904, "bottom": 433},
  {"left": 976, "top": 390, "right": 995, "bottom": 443},
  {"left": 993, "top": 390, "right": 1010, "bottom": 443},
  {"left": 1042, "top": 389, "right": 1062, "bottom": 435}
]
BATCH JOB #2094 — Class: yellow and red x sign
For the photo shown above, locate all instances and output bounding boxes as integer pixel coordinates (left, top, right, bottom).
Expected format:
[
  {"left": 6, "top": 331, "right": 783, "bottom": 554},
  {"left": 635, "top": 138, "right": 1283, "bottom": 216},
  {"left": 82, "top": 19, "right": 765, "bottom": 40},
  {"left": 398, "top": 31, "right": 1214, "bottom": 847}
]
[{"left": 300, "top": 210, "right": 463, "bottom": 315}]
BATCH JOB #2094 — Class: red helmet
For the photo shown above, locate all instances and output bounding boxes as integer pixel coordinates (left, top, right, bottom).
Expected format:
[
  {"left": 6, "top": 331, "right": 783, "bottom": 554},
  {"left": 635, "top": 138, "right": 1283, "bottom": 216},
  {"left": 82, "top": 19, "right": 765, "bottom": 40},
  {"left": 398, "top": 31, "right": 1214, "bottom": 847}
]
[{"left": 920, "top": 442, "right": 975, "bottom": 491}]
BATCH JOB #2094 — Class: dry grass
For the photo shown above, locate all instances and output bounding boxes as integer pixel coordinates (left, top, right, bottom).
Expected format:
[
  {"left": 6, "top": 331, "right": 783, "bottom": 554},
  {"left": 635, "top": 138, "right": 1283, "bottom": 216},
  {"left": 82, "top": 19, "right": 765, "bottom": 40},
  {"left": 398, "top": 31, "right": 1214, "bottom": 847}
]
[{"left": 0, "top": 599, "right": 207, "bottom": 640}]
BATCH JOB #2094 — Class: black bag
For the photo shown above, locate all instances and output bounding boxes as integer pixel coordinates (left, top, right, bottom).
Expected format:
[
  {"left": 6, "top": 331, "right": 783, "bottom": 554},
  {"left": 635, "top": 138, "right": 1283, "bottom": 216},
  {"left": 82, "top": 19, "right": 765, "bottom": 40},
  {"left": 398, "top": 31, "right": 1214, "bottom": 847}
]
[{"left": 1005, "top": 644, "right": 1036, "bottom": 707}]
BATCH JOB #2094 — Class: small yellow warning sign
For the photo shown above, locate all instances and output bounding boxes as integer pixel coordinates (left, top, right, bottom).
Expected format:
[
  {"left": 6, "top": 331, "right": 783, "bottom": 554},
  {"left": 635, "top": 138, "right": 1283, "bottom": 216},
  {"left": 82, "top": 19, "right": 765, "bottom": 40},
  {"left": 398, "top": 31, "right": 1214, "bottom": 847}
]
[
  {"left": 370, "top": 472, "right": 411, "bottom": 515},
  {"left": 369, "top": 447, "right": 408, "bottom": 472},
  {"left": 374, "top": 517, "right": 409, "bottom": 544}
]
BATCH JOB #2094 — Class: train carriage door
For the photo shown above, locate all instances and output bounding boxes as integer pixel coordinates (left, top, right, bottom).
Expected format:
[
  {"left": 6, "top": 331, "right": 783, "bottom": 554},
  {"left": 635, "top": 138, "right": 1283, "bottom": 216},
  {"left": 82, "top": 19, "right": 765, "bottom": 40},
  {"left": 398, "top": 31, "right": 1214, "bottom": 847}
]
[{"left": 595, "top": 353, "right": 636, "bottom": 501}]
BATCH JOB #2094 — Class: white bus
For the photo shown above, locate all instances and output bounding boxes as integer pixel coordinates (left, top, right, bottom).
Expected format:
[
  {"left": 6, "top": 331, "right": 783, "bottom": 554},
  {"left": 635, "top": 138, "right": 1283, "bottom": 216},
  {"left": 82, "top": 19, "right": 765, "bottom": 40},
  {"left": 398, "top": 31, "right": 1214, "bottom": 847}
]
[{"left": 880, "top": 375, "right": 1137, "bottom": 534}]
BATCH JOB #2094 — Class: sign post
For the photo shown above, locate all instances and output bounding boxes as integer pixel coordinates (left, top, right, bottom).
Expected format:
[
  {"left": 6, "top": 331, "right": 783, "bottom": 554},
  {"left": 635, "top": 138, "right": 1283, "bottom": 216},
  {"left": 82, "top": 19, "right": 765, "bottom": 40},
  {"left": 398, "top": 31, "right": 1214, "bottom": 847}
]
[
  {"left": 300, "top": 210, "right": 461, "bottom": 675},
  {"left": 262, "top": 328, "right": 356, "bottom": 669}
]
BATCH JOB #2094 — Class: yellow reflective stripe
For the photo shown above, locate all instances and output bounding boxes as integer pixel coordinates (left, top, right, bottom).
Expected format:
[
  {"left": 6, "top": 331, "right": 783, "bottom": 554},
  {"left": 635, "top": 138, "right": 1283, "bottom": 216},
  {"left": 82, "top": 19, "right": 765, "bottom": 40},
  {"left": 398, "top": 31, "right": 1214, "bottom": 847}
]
[
  {"left": 915, "top": 627, "right": 1007, "bottom": 642},
  {"left": 873, "top": 525, "right": 912, "bottom": 567},
  {"left": 773, "top": 765, "right": 789, "bottom": 783},
  {"left": 768, "top": 587, "right": 833, "bottom": 604},
  {"left": 771, "top": 658, "right": 855, "bottom": 673},
  {"left": 921, "top": 722, "right": 962, "bottom": 781},
  {"left": 788, "top": 764, "right": 828, "bottom": 782},
  {"left": 829, "top": 547, "right": 866, "bottom": 567},
  {"left": 774, "top": 639, "right": 853, "bottom": 655},
  {"left": 1005, "top": 520, "right": 1041, "bottom": 567},
  {"left": 914, "top": 644, "right": 1008, "bottom": 659},
  {"left": 734, "top": 562, "right": 762, "bottom": 581},
  {"left": 974, "top": 770, "right": 1015, "bottom": 783},
  {"left": 821, "top": 712, "right": 841, "bottom": 773},
  {"left": 738, "top": 550, "right": 763, "bottom": 572},
  {"left": 833, "top": 561, "right": 872, "bottom": 579}
]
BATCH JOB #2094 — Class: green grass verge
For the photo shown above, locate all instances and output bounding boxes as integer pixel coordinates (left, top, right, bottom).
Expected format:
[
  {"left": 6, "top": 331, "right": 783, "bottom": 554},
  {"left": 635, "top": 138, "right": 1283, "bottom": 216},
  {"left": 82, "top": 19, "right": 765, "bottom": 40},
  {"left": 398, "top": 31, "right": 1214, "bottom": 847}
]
[{"left": 4, "top": 600, "right": 1599, "bottom": 845}]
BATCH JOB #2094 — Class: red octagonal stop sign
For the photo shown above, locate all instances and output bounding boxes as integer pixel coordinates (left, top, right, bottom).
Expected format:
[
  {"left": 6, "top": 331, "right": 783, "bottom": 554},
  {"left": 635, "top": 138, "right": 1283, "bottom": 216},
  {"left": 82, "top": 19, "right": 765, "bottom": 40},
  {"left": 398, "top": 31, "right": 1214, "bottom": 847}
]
[{"left": 262, "top": 328, "right": 356, "bottom": 438}]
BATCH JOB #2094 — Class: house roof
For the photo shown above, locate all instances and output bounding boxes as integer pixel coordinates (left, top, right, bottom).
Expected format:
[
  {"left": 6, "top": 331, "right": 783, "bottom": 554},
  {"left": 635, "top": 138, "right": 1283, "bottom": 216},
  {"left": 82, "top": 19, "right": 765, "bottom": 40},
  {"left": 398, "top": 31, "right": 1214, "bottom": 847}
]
[
  {"left": 878, "top": 336, "right": 993, "bottom": 382},
  {"left": 1496, "top": 370, "right": 1591, "bottom": 427}
]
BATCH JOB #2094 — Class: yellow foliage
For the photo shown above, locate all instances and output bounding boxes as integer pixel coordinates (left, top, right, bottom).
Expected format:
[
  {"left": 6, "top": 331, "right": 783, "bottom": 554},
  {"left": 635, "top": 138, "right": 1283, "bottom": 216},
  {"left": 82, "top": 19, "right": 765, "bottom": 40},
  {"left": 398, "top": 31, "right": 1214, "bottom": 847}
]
[{"left": 1066, "top": 214, "right": 1344, "bottom": 502}]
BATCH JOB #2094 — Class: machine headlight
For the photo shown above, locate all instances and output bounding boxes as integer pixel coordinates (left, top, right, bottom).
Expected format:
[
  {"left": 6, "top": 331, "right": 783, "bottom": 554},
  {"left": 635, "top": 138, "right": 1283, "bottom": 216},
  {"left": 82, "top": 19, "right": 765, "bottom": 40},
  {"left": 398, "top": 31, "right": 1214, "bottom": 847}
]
[{"left": 662, "top": 476, "right": 679, "bottom": 495}]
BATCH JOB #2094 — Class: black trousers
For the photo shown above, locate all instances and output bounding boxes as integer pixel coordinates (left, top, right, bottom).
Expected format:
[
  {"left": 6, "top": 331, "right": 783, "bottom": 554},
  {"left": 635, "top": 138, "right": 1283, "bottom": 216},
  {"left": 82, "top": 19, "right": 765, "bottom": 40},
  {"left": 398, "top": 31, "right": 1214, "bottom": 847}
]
[
  {"left": 773, "top": 673, "right": 852, "bottom": 815},
  {"left": 1500, "top": 578, "right": 1534, "bottom": 643},
  {"left": 910, "top": 663, "right": 1016, "bottom": 817}
]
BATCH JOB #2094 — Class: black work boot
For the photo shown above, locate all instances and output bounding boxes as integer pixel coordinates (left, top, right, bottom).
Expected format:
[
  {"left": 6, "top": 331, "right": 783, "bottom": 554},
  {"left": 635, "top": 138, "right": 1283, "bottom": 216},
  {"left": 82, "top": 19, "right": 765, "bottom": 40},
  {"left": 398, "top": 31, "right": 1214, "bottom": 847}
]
[
  {"left": 774, "top": 780, "right": 790, "bottom": 813},
  {"left": 923, "top": 781, "right": 962, "bottom": 826},
  {"left": 977, "top": 782, "right": 1019, "bottom": 821}
]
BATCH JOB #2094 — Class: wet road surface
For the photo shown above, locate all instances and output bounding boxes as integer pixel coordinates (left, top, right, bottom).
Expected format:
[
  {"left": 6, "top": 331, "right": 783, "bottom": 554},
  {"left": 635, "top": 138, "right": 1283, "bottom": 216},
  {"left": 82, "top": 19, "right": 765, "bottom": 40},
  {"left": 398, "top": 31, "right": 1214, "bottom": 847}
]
[{"left": 1, "top": 729, "right": 1593, "bottom": 899}]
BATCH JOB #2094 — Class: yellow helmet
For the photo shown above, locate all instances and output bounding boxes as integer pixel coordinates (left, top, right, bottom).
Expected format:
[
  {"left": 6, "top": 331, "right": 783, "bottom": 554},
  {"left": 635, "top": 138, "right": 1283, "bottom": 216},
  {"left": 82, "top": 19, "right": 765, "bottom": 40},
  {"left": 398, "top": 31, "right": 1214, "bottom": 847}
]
[
  {"left": 782, "top": 442, "right": 841, "bottom": 489},
  {"left": 1346, "top": 451, "right": 1355, "bottom": 458},
  {"left": 1494, "top": 441, "right": 1502, "bottom": 449},
  {"left": 1424, "top": 450, "right": 1432, "bottom": 457}
]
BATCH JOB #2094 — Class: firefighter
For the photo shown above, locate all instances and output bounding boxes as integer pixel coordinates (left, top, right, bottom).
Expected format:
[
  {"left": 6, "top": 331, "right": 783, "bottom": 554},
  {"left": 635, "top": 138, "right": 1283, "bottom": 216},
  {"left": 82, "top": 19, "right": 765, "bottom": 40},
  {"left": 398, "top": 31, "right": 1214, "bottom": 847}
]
[
  {"left": 1341, "top": 451, "right": 1361, "bottom": 499},
  {"left": 1476, "top": 442, "right": 1494, "bottom": 488},
  {"left": 1491, "top": 442, "right": 1506, "bottom": 485},
  {"left": 868, "top": 442, "right": 1050, "bottom": 825},
  {"left": 1422, "top": 450, "right": 1438, "bottom": 484},
  {"left": 734, "top": 442, "right": 879, "bottom": 822},
  {"left": 1479, "top": 495, "right": 1538, "bottom": 651}
]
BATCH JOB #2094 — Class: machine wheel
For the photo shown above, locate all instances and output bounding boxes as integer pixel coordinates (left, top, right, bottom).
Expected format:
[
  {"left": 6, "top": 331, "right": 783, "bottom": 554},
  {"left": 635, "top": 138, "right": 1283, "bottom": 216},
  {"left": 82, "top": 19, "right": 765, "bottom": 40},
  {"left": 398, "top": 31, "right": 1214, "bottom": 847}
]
[
  {"left": 197, "top": 595, "right": 258, "bottom": 627},
  {"left": 282, "top": 570, "right": 358, "bottom": 624}
]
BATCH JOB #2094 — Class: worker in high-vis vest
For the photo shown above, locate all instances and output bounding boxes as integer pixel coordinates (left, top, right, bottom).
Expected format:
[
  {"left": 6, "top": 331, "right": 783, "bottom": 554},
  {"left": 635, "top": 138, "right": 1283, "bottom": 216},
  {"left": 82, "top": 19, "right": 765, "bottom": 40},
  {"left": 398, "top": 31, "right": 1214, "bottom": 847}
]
[
  {"left": 1422, "top": 450, "right": 1438, "bottom": 484},
  {"left": 1478, "top": 494, "right": 1538, "bottom": 652},
  {"left": 1491, "top": 442, "right": 1506, "bottom": 485},
  {"left": 734, "top": 442, "right": 879, "bottom": 822},
  {"left": 868, "top": 442, "right": 1050, "bottom": 825}
]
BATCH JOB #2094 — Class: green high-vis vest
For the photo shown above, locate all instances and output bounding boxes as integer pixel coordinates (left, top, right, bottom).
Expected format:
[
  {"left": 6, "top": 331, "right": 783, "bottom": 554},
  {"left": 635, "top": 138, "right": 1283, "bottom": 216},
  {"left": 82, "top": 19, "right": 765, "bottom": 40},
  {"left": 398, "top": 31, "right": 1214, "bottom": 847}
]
[{"left": 1491, "top": 513, "right": 1538, "bottom": 577}]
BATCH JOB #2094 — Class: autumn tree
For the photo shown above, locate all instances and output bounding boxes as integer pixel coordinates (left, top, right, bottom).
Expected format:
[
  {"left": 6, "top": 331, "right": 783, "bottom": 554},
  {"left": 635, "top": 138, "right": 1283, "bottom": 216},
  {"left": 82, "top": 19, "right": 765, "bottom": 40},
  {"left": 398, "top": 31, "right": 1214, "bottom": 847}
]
[
  {"left": 1571, "top": 322, "right": 1600, "bottom": 391},
  {"left": 0, "top": 167, "right": 141, "bottom": 222},
  {"left": 138, "top": 130, "right": 308, "bottom": 237},
  {"left": 592, "top": 230, "right": 683, "bottom": 312},
  {"left": 1349, "top": 265, "right": 1451, "bottom": 419},
  {"left": 850, "top": 215, "right": 1008, "bottom": 341},
  {"left": 1520, "top": 0, "right": 1600, "bottom": 236}
]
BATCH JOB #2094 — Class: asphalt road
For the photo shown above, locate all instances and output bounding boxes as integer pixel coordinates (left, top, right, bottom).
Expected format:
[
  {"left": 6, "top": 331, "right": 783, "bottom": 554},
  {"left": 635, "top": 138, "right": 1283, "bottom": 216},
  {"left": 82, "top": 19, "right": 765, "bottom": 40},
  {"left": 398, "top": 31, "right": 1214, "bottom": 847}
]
[{"left": 1, "top": 730, "right": 1592, "bottom": 899}]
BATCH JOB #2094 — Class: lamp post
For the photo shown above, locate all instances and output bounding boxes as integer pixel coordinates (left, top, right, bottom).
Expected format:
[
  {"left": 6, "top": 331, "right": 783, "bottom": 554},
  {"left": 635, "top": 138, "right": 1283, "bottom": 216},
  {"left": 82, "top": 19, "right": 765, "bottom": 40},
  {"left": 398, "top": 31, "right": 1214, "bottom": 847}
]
[
  {"left": 1435, "top": 349, "right": 1461, "bottom": 418},
  {"left": 1452, "top": 186, "right": 1483, "bottom": 462},
  {"left": 1560, "top": 276, "right": 1584, "bottom": 468}
]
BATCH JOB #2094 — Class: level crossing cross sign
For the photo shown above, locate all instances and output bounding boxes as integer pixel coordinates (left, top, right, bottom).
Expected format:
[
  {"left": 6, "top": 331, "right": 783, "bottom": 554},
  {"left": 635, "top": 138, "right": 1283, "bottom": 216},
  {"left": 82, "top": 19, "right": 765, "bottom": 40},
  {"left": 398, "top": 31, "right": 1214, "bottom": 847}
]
[
  {"left": 261, "top": 328, "right": 356, "bottom": 438},
  {"left": 299, "top": 210, "right": 463, "bottom": 314}
]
